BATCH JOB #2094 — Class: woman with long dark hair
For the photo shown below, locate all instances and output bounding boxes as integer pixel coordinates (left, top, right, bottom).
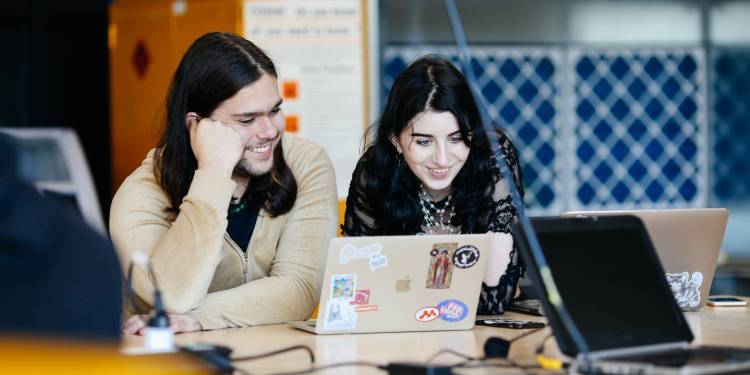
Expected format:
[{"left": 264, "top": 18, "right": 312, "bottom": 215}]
[
  {"left": 342, "top": 55, "right": 524, "bottom": 314},
  {"left": 110, "top": 32, "right": 338, "bottom": 333}
]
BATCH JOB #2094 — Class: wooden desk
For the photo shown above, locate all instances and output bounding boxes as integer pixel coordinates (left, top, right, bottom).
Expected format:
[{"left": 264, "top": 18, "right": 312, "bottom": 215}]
[{"left": 122, "top": 305, "right": 750, "bottom": 374}]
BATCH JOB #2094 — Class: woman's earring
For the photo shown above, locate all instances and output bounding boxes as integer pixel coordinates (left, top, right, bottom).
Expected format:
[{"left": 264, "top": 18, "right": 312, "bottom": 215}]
[{"left": 396, "top": 153, "right": 403, "bottom": 169}]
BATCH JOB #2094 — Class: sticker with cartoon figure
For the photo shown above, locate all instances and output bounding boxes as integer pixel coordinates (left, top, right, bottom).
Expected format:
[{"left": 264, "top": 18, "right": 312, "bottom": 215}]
[
  {"left": 323, "top": 299, "right": 357, "bottom": 330},
  {"left": 415, "top": 306, "right": 440, "bottom": 322},
  {"left": 426, "top": 243, "right": 456, "bottom": 289},
  {"left": 453, "top": 245, "right": 480, "bottom": 269},
  {"left": 666, "top": 272, "right": 703, "bottom": 309},
  {"left": 331, "top": 274, "right": 356, "bottom": 301},
  {"left": 437, "top": 299, "right": 468, "bottom": 322},
  {"left": 349, "top": 289, "right": 378, "bottom": 312}
]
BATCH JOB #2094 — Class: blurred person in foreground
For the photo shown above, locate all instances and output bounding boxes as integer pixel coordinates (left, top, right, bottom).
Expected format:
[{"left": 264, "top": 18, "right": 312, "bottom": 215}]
[{"left": 0, "top": 133, "right": 121, "bottom": 340}]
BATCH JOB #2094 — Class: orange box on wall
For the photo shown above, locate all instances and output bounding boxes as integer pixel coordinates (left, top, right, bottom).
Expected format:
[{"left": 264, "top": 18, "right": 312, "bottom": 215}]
[{"left": 285, "top": 114, "right": 299, "bottom": 133}]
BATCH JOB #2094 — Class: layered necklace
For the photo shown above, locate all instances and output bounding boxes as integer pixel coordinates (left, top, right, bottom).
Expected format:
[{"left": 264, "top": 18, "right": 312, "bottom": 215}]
[{"left": 418, "top": 185, "right": 460, "bottom": 235}]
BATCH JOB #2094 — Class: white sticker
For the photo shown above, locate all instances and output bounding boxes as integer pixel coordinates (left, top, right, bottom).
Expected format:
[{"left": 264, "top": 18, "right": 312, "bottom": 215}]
[
  {"left": 666, "top": 271, "right": 703, "bottom": 309},
  {"left": 323, "top": 299, "right": 357, "bottom": 330},
  {"left": 339, "top": 243, "right": 383, "bottom": 264},
  {"left": 369, "top": 252, "right": 388, "bottom": 271}
]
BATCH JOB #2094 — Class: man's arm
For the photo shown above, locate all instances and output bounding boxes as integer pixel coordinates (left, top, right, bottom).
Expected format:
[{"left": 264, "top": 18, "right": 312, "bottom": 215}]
[
  {"left": 109, "top": 155, "right": 236, "bottom": 313},
  {"left": 186, "top": 146, "right": 338, "bottom": 329}
]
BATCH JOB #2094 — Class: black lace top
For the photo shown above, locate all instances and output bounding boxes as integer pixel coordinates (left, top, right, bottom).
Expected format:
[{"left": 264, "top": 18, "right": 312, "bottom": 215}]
[{"left": 342, "top": 130, "right": 525, "bottom": 315}]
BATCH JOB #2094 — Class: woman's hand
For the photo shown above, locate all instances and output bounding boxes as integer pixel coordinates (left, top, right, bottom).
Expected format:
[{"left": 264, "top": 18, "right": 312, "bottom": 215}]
[
  {"left": 187, "top": 113, "right": 244, "bottom": 177},
  {"left": 121, "top": 314, "right": 203, "bottom": 335}
]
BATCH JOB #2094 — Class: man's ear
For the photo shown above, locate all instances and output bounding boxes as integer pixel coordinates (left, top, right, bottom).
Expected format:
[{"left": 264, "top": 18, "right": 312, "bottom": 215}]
[
  {"left": 389, "top": 134, "right": 402, "bottom": 154},
  {"left": 185, "top": 112, "right": 200, "bottom": 129}
]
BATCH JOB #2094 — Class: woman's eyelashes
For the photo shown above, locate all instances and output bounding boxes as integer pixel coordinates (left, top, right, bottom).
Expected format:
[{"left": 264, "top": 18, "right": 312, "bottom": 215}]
[
  {"left": 413, "top": 135, "right": 464, "bottom": 147},
  {"left": 415, "top": 137, "right": 432, "bottom": 146}
]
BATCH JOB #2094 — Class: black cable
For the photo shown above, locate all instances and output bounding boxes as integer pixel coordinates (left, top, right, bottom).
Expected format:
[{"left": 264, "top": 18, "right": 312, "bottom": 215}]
[
  {"left": 535, "top": 332, "right": 555, "bottom": 356},
  {"left": 425, "top": 348, "right": 481, "bottom": 364},
  {"left": 509, "top": 326, "right": 547, "bottom": 343},
  {"left": 232, "top": 345, "right": 315, "bottom": 364}
]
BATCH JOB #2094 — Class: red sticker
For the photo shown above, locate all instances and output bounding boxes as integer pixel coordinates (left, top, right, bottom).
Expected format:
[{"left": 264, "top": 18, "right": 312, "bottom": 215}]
[
  {"left": 415, "top": 306, "right": 440, "bottom": 322},
  {"left": 350, "top": 289, "right": 370, "bottom": 305}
]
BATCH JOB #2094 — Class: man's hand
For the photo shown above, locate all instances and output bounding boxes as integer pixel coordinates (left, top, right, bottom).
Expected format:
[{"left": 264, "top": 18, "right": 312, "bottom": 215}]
[
  {"left": 122, "top": 314, "right": 203, "bottom": 335},
  {"left": 187, "top": 113, "right": 244, "bottom": 177}
]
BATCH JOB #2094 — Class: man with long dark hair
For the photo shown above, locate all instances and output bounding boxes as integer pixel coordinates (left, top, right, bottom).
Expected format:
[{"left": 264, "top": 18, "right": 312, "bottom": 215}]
[{"left": 110, "top": 33, "right": 338, "bottom": 333}]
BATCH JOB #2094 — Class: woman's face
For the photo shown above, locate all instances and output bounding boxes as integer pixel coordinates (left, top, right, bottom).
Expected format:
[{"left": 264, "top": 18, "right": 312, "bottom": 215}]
[{"left": 391, "top": 110, "right": 470, "bottom": 201}]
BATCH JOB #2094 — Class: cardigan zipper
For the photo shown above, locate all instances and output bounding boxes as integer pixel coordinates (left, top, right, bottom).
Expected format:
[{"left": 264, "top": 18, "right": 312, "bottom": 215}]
[{"left": 224, "top": 233, "right": 249, "bottom": 283}]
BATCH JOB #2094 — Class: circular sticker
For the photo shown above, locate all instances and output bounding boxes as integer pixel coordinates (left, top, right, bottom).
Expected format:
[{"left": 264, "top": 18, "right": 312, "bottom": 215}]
[
  {"left": 415, "top": 306, "right": 440, "bottom": 322},
  {"left": 430, "top": 249, "right": 439, "bottom": 256},
  {"left": 437, "top": 299, "right": 468, "bottom": 322},
  {"left": 453, "top": 245, "right": 480, "bottom": 269}
]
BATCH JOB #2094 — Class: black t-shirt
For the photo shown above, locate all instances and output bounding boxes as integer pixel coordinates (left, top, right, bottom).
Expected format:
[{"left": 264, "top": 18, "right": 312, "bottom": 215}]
[{"left": 227, "top": 199, "right": 261, "bottom": 251}]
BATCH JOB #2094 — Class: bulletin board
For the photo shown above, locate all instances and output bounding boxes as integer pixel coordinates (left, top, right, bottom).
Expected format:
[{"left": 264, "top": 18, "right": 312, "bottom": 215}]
[{"left": 243, "top": 0, "right": 370, "bottom": 199}]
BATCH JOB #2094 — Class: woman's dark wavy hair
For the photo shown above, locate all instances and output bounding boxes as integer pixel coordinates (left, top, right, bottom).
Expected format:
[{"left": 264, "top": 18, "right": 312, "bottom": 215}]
[
  {"left": 154, "top": 32, "right": 296, "bottom": 216},
  {"left": 363, "top": 54, "right": 500, "bottom": 234}
]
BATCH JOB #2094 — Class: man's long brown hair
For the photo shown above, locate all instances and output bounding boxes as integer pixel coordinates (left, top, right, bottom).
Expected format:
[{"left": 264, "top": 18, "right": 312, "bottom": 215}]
[{"left": 154, "top": 32, "right": 296, "bottom": 216}]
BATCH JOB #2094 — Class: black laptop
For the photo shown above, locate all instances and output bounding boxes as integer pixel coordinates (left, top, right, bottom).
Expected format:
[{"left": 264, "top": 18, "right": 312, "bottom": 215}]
[{"left": 512, "top": 216, "right": 750, "bottom": 375}]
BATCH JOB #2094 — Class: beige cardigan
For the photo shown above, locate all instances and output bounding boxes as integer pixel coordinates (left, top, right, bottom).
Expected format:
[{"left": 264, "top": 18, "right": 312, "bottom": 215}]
[{"left": 109, "top": 133, "right": 338, "bottom": 330}]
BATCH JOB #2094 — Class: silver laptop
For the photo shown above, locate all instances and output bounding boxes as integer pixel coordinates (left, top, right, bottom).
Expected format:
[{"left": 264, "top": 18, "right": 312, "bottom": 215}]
[
  {"left": 289, "top": 234, "right": 490, "bottom": 334},
  {"left": 562, "top": 208, "right": 728, "bottom": 310},
  {"left": 514, "top": 216, "right": 750, "bottom": 375}
]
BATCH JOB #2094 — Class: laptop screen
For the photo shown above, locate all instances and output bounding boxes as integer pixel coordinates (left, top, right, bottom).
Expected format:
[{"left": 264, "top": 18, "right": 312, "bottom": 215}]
[{"left": 514, "top": 216, "right": 693, "bottom": 355}]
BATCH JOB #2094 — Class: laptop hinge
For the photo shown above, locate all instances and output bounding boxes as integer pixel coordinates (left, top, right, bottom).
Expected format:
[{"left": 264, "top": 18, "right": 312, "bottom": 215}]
[{"left": 580, "top": 341, "right": 691, "bottom": 361}]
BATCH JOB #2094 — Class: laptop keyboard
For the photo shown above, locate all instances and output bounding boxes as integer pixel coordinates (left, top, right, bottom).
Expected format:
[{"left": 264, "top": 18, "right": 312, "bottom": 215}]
[{"left": 611, "top": 346, "right": 750, "bottom": 367}]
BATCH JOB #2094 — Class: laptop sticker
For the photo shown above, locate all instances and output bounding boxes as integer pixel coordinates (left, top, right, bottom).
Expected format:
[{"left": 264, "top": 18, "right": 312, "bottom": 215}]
[
  {"left": 331, "top": 274, "right": 356, "bottom": 301},
  {"left": 324, "top": 274, "right": 358, "bottom": 330},
  {"left": 369, "top": 252, "right": 388, "bottom": 271},
  {"left": 453, "top": 245, "right": 480, "bottom": 269},
  {"left": 323, "top": 299, "right": 357, "bottom": 330},
  {"left": 426, "top": 243, "right": 456, "bottom": 289},
  {"left": 666, "top": 271, "right": 703, "bottom": 309},
  {"left": 354, "top": 305, "right": 378, "bottom": 312},
  {"left": 437, "top": 299, "right": 468, "bottom": 322},
  {"left": 339, "top": 243, "right": 383, "bottom": 264},
  {"left": 415, "top": 307, "right": 440, "bottom": 322},
  {"left": 350, "top": 289, "right": 370, "bottom": 305}
]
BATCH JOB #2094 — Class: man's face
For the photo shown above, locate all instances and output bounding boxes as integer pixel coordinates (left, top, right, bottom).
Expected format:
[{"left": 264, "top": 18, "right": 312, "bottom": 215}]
[{"left": 210, "top": 73, "right": 284, "bottom": 177}]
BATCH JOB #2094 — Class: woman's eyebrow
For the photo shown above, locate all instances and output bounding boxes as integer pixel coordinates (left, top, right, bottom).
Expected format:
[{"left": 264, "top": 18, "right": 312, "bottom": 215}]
[{"left": 409, "top": 132, "right": 434, "bottom": 138}]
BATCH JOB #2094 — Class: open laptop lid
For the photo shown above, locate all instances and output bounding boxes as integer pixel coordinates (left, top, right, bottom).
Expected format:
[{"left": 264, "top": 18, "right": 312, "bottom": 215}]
[
  {"left": 311, "top": 234, "right": 491, "bottom": 334},
  {"left": 561, "top": 209, "right": 728, "bottom": 310},
  {"left": 512, "top": 216, "right": 693, "bottom": 357}
]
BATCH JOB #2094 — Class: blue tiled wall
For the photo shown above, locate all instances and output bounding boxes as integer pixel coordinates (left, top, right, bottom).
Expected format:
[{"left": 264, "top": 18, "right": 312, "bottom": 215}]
[
  {"left": 570, "top": 49, "right": 706, "bottom": 209},
  {"left": 382, "top": 45, "right": 711, "bottom": 214},
  {"left": 713, "top": 48, "right": 750, "bottom": 203}
]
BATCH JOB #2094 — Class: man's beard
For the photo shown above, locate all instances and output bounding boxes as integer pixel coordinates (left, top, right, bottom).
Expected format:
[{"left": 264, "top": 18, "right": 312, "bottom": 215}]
[{"left": 233, "top": 155, "right": 273, "bottom": 178}]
